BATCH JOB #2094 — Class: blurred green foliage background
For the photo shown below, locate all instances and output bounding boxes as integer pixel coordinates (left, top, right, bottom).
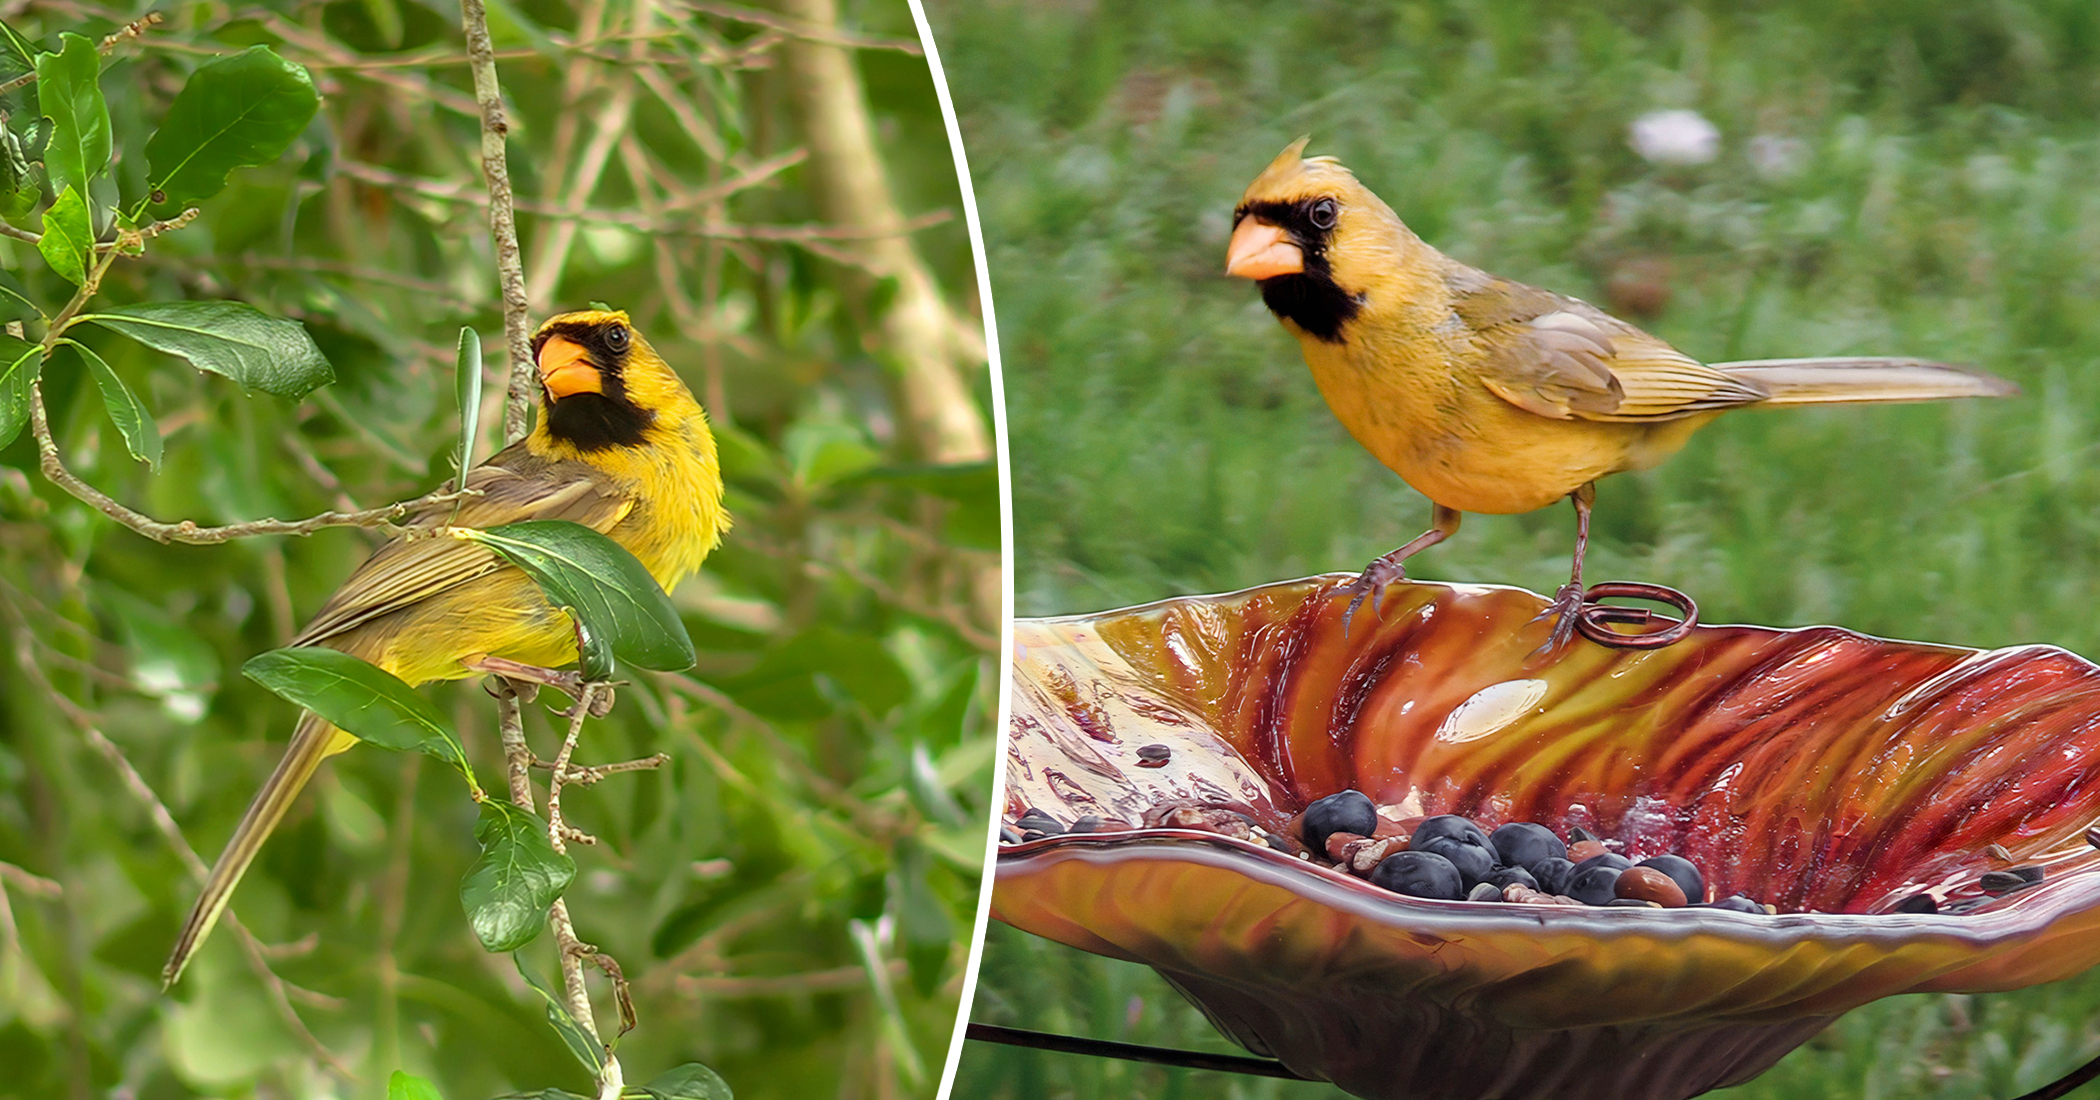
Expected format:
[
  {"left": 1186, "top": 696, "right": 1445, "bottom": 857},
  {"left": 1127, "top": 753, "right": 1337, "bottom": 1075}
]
[
  {"left": 928, "top": 0, "right": 2100, "bottom": 1096},
  {"left": 0, "top": 1, "right": 996, "bottom": 1098}
]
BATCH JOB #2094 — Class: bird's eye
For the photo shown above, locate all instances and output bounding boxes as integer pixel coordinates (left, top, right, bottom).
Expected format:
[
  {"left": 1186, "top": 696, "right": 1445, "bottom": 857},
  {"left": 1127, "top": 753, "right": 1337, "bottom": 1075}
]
[
  {"left": 1309, "top": 198, "right": 1339, "bottom": 229},
  {"left": 604, "top": 325, "right": 630, "bottom": 351}
]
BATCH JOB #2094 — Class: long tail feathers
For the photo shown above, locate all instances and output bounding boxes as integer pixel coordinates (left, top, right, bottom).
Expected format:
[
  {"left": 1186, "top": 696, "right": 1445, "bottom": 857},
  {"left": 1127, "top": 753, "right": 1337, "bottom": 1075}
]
[
  {"left": 163, "top": 712, "right": 347, "bottom": 988},
  {"left": 1715, "top": 357, "right": 2019, "bottom": 407}
]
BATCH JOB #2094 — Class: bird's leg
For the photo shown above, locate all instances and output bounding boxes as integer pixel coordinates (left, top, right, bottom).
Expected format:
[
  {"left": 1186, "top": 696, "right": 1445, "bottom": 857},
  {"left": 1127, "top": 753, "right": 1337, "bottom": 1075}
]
[
  {"left": 1536, "top": 482, "right": 1597, "bottom": 650},
  {"left": 1342, "top": 504, "right": 1463, "bottom": 635},
  {"left": 464, "top": 653, "right": 599, "bottom": 710}
]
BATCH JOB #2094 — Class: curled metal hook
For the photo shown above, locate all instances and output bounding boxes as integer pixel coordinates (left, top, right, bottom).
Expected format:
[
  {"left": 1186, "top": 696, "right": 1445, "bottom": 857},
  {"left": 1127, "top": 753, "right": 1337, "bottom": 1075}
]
[{"left": 1575, "top": 581, "right": 1698, "bottom": 649}]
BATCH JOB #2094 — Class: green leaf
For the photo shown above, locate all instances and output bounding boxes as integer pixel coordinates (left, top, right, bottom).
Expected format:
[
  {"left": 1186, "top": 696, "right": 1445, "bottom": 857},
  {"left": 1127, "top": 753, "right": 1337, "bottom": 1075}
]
[
  {"left": 70, "top": 341, "right": 159, "bottom": 469},
  {"left": 710, "top": 627, "right": 911, "bottom": 720},
  {"left": 78, "top": 301, "right": 335, "bottom": 398},
  {"left": 387, "top": 1071, "right": 445, "bottom": 1100},
  {"left": 638, "top": 1064, "right": 734, "bottom": 1100},
  {"left": 849, "top": 461, "right": 999, "bottom": 551},
  {"left": 451, "top": 327, "right": 480, "bottom": 517},
  {"left": 0, "top": 333, "right": 40, "bottom": 450},
  {"left": 895, "top": 836, "right": 955, "bottom": 996},
  {"left": 144, "top": 46, "right": 320, "bottom": 215},
  {"left": 35, "top": 33, "right": 108, "bottom": 199},
  {"left": 242, "top": 647, "right": 478, "bottom": 791},
  {"left": 514, "top": 954, "right": 605, "bottom": 1076},
  {"left": 457, "top": 521, "right": 697, "bottom": 681},
  {"left": 460, "top": 802, "right": 574, "bottom": 952},
  {"left": 0, "top": 120, "right": 38, "bottom": 220},
  {"left": 36, "top": 184, "right": 88, "bottom": 285}
]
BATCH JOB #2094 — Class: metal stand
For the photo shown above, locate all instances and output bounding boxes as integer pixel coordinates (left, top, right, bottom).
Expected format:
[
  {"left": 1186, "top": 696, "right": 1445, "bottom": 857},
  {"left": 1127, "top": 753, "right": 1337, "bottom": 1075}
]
[
  {"left": 967, "top": 1022, "right": 2100, "bottom": 1097},
  {"left": 1577, "top": 581, "right": 1698, "bottom": 649}
]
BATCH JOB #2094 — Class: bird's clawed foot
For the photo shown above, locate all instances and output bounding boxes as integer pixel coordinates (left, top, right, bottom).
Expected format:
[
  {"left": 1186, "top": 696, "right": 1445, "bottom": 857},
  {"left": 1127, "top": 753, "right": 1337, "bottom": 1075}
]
[
  {"left": 1341, "top": 553, "right": 1411, "bottom": 636},
  {"left": 465, "top": 654, "right": 616, "bottom": 717},
  {"left": 1533, "top": 580, "right": 1587, "bottom": 654}
]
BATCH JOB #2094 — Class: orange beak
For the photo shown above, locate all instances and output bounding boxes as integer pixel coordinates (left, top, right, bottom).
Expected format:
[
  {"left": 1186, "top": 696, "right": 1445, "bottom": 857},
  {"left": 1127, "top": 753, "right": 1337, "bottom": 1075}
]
[
  {"left": 537, "top": 335, "right": 602, "bottom": 400},
  {"left": 1225, "top": 218, "right": 1304, "bottom": 280}
]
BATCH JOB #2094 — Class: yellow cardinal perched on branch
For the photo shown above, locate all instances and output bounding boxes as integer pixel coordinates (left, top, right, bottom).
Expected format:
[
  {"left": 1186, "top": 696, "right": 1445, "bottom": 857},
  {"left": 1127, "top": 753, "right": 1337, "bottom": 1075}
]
[
  {"left": 1226, "top": 138, "right": 2015, "bottom": 642},
  {"left": 164, "top": 308, "right": 728, "bottom": 986}
]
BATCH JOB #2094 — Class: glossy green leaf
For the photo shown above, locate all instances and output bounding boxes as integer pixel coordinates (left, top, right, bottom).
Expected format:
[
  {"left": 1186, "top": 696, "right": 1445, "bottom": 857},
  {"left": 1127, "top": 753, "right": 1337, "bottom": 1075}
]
[
  {"left": 514, "top": 954, "right": 605, "bottom": 1076},
  {"left": 242, "top": 647, "right": 478, "bottom": 790},
  {"left": 386, "top": 1071, "right": 444, "bottom": 1100},
  {"left": 35, "top": 33, "right": 107, "bottom": 199},
  {"left": 145, "top": 46, "right": 320, "bottom": 214},
  {"left": 460, "top": 802, "right": 573, "bottom": 953},
  {"left": 78, "top": 301, "right": 334, "bottom": 398},
  {"left": 451, "top": 327, "right": 480, "bottom": 518},
  {"left": 0, "top": 333, "right": 39, "bottom": 450},
  {"left": 36, "top": 185, "right": 88, "bottom": 285},
  {"left": 458, "top": 521, "right": 697, "bottom": 681},
  {"left": 638, "top": 1064, "right": 734, "bottom": 1100},
  {"left": 70, "top": 341, "right": 159, "bottom": 469}
]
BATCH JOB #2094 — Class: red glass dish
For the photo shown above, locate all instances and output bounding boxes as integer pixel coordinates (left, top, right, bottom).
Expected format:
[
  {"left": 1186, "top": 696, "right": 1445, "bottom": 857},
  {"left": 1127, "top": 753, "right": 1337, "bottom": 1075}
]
[{"left": 996, "top": 576, "right": 2100, "bottom": 1100}]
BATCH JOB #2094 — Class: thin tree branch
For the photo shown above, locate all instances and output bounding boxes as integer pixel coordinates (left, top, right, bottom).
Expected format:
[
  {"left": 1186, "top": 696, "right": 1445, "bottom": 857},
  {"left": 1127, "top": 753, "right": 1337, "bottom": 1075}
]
[
  {"left": 680, "top": 0, "right": 922, "bottom": 54},
  {"left": 457, "top": 0, "right": 537, "bottom": 441},
  {"left": 543, "top": 683, "right": 626, "bottom": 1100},
  {"left": 337, "top": 159, "right": 935, "bottom": 241}
]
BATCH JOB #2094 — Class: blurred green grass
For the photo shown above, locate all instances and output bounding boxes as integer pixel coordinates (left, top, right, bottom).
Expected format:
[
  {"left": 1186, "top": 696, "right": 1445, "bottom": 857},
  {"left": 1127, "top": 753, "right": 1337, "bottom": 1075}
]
[{"left": 927, "top": 0, "right": 2100, "bottom": 1096}]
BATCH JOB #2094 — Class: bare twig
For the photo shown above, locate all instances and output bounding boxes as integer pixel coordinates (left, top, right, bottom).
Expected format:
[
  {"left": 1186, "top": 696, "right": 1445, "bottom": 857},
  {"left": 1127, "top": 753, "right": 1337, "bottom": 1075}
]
[
  {"left": 680, "top": 0, "right": 922, "bottom": 54},
  {"left": 0, "top": 862, "right": 61, "bottom": 898},
  {"left": 336, "top": 160, "right": 945, "bottom": 241},
  {"left": 0, "top": 12, "right": 161, "bottom": 96},
  {"left": 542, "top": 683, "right": 626, "bottom": 1099},
  {"left": 25, "top": 398, "right": 478, "bottom": 543},
  {"left": 673, "top": 960, "right": 902, "bottom": 997},
  {"left": 456, "top": 0, "right": 537, "bottom": 441}
]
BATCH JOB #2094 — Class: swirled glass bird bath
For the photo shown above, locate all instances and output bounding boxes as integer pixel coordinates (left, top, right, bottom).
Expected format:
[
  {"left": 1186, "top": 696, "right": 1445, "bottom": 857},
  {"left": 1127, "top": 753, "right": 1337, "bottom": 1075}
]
[{"left": 995, "top": 576, "right": 2100, "bottom": 1100}]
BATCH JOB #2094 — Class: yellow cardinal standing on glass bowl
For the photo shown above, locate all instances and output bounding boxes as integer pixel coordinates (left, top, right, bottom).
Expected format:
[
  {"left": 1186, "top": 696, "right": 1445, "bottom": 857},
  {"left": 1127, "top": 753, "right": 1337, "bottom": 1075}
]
[
  {"left": 163, "top": 308, "right": 728, "bottom": 986},
  {"left": 1226, "top": 138, "right": 2014, "bottom": 643}
]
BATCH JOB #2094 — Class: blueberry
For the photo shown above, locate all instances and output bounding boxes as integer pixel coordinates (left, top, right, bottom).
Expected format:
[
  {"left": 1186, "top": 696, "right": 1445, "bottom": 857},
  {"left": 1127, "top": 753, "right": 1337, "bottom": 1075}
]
[
  {"left": 1413, "top": 815, "right": 1493, "bottom": 850},
  {"left": 1892, "top": 893, "right": 1939, "bottom": 914},
  {"left": 1635, "top": 855, "right": 1705, "bottom": 903},
  {"left": 1696, "top": 895, "right": 1768, "bottom": 914},
  {"left": 1531, "top": 857, "right": 1576, "bottom": 896},
  {"left": 1068, "top": 815, "right": 1107, "bottom": 833},
  {"left": 1566, "top": 865, "right": 1622, "bottom": 906},
  {"left": 1980, "top": 867, "right": 2044, "bottom": 895},
  {"left": 1485, "top": 865, "right": 1538, "bottom": 892},
  {"left": 1490, "top": 822, "right": 1567, "bottom": 870},
  {"left": 1014, "top": 808, "right": 1063, "bottom": 838},
  {"left": 1302, "top": 790, "right": 1377, "bottom": 852},
  {"left": 1571, "top": 852, "right": 1631, "bottom": 876},
  {"left": 1568, "top": 825, "right": 1600, "bottom": 844},
  {"left": 1466, "top": 882, "right": 1504, "bottom": 902},
  {"left": 1370, "top": 851, "right": 1464, "bottom": 900},
  {"left": 1417, "top": 835, "right": 1495, "bottom": 887}
]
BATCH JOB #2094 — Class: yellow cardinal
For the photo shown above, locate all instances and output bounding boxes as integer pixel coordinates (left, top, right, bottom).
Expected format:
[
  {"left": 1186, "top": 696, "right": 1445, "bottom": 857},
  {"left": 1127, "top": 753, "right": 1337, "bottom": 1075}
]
[
  {"left": 164, "top": 309, "right": 728, "bottom": 986},
  {"left": 1226, "top": 138, "right": 2014, "bottom": 640}
]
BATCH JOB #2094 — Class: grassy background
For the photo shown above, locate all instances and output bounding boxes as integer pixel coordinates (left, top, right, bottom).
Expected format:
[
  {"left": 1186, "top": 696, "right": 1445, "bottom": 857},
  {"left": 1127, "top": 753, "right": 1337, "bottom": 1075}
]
[{"left": 926, "top": 0, "right": 2100, "bottom": 1096}]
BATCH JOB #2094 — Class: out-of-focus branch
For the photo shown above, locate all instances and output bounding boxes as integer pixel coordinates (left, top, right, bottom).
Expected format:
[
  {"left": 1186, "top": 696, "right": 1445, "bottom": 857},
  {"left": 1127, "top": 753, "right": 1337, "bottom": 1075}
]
[
  {"left": 457, "top": 0, "right": 537, "bottom": 442},
  {"left": 7, "top": 626, "right": 348, "bottom": 1073},
  {"left": 682, "top": 0, "right": 922, "bottom": 55},
  {"left": 773, "top": 0, "right": 998, "bottom": 632},
  {"left": 773, "top": 0, "right": 985, "bottom": 464},
  {"left": 337, "top": 159, "right": 942, "bottom": 240}
]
